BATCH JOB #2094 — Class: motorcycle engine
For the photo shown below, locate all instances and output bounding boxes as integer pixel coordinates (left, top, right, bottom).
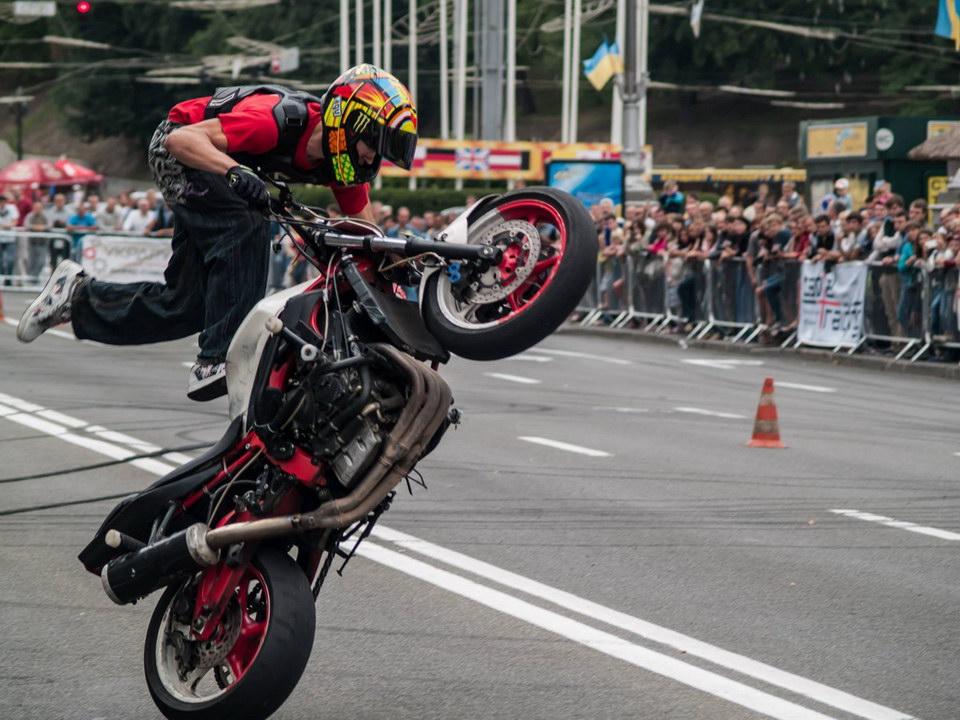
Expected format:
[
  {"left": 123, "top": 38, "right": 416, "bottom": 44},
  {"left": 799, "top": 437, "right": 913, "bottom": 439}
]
[{"left": 283, "top": 360, "right": 406, "bottom": 491}]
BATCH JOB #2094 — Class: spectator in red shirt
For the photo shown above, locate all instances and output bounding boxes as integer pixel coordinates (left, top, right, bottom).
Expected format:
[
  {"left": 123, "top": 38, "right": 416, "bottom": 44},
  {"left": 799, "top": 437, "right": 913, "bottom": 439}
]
[{"left": 17, "top": 64, "right": 418, "bottom": 401}]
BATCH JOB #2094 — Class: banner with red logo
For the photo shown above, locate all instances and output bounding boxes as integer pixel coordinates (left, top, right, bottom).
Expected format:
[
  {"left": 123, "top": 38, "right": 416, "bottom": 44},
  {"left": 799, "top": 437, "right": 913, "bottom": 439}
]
[{"left": 798, "top": 261, "right": 867, "bottom": 348}]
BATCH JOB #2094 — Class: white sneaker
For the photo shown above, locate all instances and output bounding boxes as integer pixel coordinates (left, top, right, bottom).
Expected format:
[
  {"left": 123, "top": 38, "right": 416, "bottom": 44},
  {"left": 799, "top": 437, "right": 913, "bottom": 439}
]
[
  {"left": 187, "top": 361, "right": 227, "bottom": 402},
  {"left": 17, "top": 260, "right": 85, "bottom": 343}
]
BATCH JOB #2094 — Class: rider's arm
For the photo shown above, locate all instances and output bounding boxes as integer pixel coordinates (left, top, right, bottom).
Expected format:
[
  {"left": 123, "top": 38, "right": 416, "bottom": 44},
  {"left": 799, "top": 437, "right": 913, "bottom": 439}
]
[
  {"left": 163, "top": 119, "right": 235, "bottom": 174},
  {"left": 350, "top": 202, "right": 376, "bottom": 224}
]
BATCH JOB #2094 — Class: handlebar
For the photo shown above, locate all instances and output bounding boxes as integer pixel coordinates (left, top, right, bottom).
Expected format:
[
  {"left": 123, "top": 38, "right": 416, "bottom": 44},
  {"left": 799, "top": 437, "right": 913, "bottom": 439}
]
[{"left": 265, "top": 187, "right": 502, "bottom": 264}]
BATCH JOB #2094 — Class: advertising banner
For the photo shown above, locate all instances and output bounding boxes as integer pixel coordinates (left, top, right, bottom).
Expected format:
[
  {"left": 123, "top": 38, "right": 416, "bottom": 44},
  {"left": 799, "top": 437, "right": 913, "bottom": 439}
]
[
  {"left": 378, "top": 138, "right": 641, "bottom": 181},
  {"left": 798, "top": 261, "right": 867, "bottom": 348},
  {"left": 80, "top": 234, "right": 171, "bottom": 283},
  {"left": 806, "top": 122, "right": 868, "bottom": 159},
  {"left": 546, "top": 160, "right": 624, "bottom": 213}
]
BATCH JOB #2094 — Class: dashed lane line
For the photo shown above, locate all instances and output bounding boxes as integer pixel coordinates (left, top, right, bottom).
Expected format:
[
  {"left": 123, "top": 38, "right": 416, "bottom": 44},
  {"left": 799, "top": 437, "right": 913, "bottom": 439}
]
[
  {"left": 830, "top": 509, "right": 960, "bottom": 542},
  {"left": 526, "top": 348, "right": 631, "bottom": 365},
  {"left": 777, "top": 382, "right": 836, "bottom": 394},
  {"left": 674, "top": 407, "right": 747, "bottom": 420},
  {"left": 517, "top": 436, "right": 612, "bottom": 457},
  {"left": 483, "top": 372, "right": 542, "bottom": 385}
]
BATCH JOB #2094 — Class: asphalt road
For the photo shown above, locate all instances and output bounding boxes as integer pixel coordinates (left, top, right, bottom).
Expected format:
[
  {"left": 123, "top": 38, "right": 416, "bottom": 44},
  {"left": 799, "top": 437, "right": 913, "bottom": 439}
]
[{"left": 1, "top": 292, "right": 958, "bottom": 720}]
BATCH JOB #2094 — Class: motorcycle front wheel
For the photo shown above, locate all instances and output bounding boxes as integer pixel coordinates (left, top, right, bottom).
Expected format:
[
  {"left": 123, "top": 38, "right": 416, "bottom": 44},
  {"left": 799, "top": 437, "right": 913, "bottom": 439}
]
[
  {"left": 143, "top": 547, "right": 315, "bottom": 720},
  {"left": 422, "top": 187, "right": 595, "bottom": 361}
]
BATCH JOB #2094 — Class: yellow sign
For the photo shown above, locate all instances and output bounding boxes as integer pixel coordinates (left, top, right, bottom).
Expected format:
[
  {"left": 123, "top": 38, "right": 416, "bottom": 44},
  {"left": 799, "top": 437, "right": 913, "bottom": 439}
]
[
  {"left": 806, "top": 123, "right": 868, "bottom": 159},
  {"left": 928, "top": 121, "right": 960, "bottom": 139},
  {"left": 928, "top": 176, "right": 949, "bottom": 224}
]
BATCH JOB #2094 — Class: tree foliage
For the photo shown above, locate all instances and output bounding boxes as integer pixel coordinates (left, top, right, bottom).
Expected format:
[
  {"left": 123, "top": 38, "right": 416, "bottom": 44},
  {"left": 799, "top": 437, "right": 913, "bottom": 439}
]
[{"left": 2, "top": 0, "right": 959, "bottom": 145}]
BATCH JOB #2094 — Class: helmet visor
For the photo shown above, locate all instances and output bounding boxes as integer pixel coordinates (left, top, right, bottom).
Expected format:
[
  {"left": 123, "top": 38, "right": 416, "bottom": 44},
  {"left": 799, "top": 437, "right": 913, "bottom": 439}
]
[{"left": 380, "top": 126, "right": 418, "bottom": 170}]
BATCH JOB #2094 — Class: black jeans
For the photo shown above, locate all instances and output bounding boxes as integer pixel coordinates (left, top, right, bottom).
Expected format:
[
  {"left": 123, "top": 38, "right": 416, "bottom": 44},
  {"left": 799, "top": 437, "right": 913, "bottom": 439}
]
[{"left": 71, "top": 171, "right": 269, "bottom": 362}]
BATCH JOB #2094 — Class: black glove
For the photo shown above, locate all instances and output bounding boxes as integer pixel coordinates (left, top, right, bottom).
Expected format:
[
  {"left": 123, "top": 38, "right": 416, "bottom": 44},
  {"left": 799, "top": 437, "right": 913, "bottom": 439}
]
[{"left": 225, "top": 165, "right": 269, "bottom": 208}]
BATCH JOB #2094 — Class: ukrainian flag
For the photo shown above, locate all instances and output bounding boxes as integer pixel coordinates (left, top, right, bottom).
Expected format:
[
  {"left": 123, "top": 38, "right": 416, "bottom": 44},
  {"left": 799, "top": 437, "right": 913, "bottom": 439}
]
[
  {"left": 936, "top": 0, "right": 960, "bottom": 50},
  {"left": 583, "top": 41, "right": 624, "bottom": 91}
]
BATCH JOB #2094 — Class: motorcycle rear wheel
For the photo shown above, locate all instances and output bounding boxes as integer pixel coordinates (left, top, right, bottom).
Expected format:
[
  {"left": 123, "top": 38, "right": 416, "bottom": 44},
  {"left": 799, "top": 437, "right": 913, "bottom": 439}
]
[
  {"left": 144, "top": 547, "right": 315, "bottom": 720},
  {"left": 422, "top": 187, "right": 595, "bottom": 361}
]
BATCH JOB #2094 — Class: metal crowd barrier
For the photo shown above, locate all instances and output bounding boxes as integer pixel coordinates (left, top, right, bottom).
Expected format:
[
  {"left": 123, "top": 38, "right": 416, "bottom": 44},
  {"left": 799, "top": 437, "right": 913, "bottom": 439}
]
[
  {"left": 609, "top": 252, "right": 665, "bottom": 329},
  {"left": 0, "top": 230, "right": 74, "bottom": 290},
  {"left": 695, "top": 258, "right": 756, "bottom": 341},
  {"left": 847, "top": 263, "right": 925, "bottom": 360}
]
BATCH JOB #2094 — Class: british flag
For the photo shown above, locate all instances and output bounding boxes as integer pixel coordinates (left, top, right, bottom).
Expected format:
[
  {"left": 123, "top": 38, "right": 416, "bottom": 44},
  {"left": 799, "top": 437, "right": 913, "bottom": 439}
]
[{"left": 455, "top": 147, "right": 490, "bottom": 171}]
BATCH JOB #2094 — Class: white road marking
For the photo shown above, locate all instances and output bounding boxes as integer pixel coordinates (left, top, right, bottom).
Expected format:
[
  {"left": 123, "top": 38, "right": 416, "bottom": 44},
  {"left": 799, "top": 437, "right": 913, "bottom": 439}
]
[
  {"left": 518, "top": 436, "right": 612, "bottom": 457},
  {"left": 357, "top": 541, "right": 839, "bottom": 720},
  {"left": 529, "top": 348, "right": 631, "bottom": 365},
  {"left": 506, "top": 354, "right": 553, "bottom": 363},
  {"left": 681, "top": 359, "right": 765, "bottom": 370},
  {"left": 373, "top": 526, "right": 915, "bottom": 720},
  {"left": 777, "top": 382, "right": 836, "bottom": 394},
  {"left": 830, "top": 509, "right": 960, "bottom": 542},
  {"left": 0, "top": 398, "right": 916, "bottom": 719},
  {"left": 674, "top": 407, "right": 747, "bottom": 420},
  {"left": 595, "top": 406, "right": 650, "bottom": 413},
  {"left": 0, "top": 394, "right": 177, "bottom": 477},
  {"left": 484, "top": 372, "right": 542, "bottom": 385}
]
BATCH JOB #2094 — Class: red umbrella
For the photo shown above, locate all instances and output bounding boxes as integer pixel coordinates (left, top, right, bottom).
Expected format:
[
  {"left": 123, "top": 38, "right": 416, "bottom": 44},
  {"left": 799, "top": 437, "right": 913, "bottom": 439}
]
[
  {"left": 0, "top": 157, "right": 103, "bottom": 190},
  {"left": 0, "top": 159, "right": 66, "bottom": 188},
  {"left": 53, "top": 157, "right": 103, "bottom": 184}
]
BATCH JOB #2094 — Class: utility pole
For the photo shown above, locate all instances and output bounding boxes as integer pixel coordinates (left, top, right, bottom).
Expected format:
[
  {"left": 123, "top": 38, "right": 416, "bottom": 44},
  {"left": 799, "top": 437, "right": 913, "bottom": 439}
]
[
  {"left": 340, "top": 0, "right": 350, "bottom": 72},
  {"left": 0, "top": 91, "right": 32, "bottom": 161},
  {"left": 621, "top": 0, "right": 652, "bottom": 197},
  {"left": 439, "top": 0, "right": 450, "bottom": 140},
  {"left": 479, "top": 0, "right": 503, "bottom": 140}
]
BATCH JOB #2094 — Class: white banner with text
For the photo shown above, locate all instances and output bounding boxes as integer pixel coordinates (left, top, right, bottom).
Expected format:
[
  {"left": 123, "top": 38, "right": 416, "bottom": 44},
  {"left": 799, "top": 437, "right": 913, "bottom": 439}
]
[
  {"left": 80, "top": 234, "right": 171, "bottom": 284},
  {"left": 798, "top": 261, "right": 867, "bottom": 348}
]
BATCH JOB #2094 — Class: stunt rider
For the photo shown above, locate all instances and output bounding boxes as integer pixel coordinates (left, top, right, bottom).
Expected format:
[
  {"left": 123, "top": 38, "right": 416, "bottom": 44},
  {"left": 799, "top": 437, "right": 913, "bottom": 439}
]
[{"left": 17, "top": 64, "right": 419, "bottom": 401}]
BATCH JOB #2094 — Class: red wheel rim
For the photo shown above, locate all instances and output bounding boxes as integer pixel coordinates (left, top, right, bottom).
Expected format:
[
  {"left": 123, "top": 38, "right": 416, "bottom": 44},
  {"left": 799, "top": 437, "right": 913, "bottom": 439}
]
[
  {"left": 434, "top": 198, "right": 569, "bottom": 329},
  {"left": 492, "top": 199, "right": 567, "bottom": 323},
  {"left": 221, "top": 565, "right": 269, "bottom": 685}
]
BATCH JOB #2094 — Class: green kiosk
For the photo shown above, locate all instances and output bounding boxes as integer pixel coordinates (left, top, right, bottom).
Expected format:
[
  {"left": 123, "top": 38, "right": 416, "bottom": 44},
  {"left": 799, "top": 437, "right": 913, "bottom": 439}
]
[{"left": 799, "top": 116, "right": 959, "bottom": 211}]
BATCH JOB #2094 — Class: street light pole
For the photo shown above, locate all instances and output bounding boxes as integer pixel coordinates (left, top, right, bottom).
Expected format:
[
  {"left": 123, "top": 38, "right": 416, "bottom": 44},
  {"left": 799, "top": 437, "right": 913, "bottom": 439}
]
[{"left": 621, "top": 0, "right": 651, "bottom": 197}]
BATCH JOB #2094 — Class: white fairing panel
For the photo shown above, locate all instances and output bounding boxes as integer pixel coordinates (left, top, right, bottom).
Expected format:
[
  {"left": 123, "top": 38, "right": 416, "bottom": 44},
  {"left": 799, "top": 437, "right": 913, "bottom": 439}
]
[{"left": 225, "top": 281, "right": 313, "bottom": 423}]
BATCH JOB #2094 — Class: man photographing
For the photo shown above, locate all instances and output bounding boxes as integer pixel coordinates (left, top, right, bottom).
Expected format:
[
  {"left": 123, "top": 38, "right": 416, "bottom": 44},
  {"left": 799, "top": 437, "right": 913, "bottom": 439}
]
[{"left": 17, "top": 64, "right": 418, "bottom": 401}]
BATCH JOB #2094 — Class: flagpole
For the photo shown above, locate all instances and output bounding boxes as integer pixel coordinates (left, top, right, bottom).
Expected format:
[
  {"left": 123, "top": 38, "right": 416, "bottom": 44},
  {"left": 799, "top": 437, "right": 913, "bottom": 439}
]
[
  {"left": 505, "top": 0, "right": 516, "bottom": 142},
  {"left": 373, "top": 0, "right": 382, "bottom": 67},
  {"left": 439, "top": 0, "right": 450, "bottom": 140},
  {"left": 569, "top": 0, "right": 582, "bottom": 142},
  {"left": 454, "top": 0, "right": 468, "bottom": 190},
  {"left": 622, "top": 0, "right": 651, "bottom": 198},
  {"left": 408, "top": 0, "right": 418, "bottom": 189},
  {"left": 384, "top": 0, "right": 392, "bottom": 71},
  {"left": 611, "top": 0, "right": 624, "bottom": 144},
  {"left": 355, "top": 0, "right": 364, "bottom": 64},
  {"left": 340, "top": 0, "right": 350, "bottom": 73},
  {"left": 561, "top": 0, "right": 572, "bottom": 142}
]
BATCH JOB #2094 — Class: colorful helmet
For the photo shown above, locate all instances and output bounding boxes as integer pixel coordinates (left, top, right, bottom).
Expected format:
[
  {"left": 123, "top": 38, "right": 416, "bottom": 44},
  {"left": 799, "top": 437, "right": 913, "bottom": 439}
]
[{"left": 319, "top": 64, "right": 418, "bottom": 186}]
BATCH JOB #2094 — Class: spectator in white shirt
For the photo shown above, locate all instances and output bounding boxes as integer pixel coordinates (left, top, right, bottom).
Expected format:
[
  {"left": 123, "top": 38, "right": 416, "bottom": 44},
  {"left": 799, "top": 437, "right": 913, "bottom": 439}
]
[
  {"left": 122, "top": 198, "right": 157, "bottom": 235},
  {"left": 96, "top": 197, "right": 124, "bottom": 231},
  {"left": 0, "top": 194, "right": 19, "bottom": 284}
]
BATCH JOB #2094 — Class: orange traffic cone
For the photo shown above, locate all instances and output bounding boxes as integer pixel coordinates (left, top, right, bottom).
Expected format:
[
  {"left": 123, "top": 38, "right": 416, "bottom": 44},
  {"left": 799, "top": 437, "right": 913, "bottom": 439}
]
[
  {"left": 0, "top": 288, "right": 5, "bottom": 323},
  {"left": 746, "top": 377, "right": 785, "bottom": 448}
]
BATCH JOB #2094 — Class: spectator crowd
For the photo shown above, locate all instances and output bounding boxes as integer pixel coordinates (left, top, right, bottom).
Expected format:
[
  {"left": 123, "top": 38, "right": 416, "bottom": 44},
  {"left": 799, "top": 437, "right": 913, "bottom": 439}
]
[
  {"left": 0, "top": 186, "right": 175, "bottom": 283},
  {"left": 590, "top": 177, "right": 960, "bottom": 349}
]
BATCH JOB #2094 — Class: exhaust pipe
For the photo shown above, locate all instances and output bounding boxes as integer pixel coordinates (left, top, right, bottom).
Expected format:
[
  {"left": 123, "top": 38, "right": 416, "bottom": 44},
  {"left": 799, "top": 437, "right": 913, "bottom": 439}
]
[
  {"left": 100, "top": 344, "right": 451, "bottom": 604},
  {"left": 101, "top": 523, "right": 219, "bottom": 605}
]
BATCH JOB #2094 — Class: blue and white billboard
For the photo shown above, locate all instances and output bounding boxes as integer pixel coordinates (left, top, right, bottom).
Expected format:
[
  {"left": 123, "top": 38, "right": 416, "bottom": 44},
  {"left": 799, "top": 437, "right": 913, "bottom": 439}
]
[{"left": 546, "top": 160, "right": 625, "bottom": 215}]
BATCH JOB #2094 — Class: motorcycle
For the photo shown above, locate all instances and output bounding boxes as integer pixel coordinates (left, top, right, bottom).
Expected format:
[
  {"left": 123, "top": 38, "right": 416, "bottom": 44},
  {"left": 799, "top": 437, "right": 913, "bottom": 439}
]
[{"left": 78, "top": 183, "right": 595, "bottom": 719}]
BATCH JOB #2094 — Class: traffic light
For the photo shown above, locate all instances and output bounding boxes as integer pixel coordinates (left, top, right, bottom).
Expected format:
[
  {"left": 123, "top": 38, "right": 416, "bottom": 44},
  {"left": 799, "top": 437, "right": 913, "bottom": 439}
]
[{"left": 76, "top": 1, "right": 91, "bottom": 13}]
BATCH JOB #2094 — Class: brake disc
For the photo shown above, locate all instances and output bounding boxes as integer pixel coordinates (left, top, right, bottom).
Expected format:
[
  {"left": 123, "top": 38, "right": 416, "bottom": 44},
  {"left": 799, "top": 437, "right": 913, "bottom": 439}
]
[
  {"left": 468, "top": 219, "right": 541, "bottom": 303},
  {"left": 192, "top": 599, "right": 241, "bottom": 669}
]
